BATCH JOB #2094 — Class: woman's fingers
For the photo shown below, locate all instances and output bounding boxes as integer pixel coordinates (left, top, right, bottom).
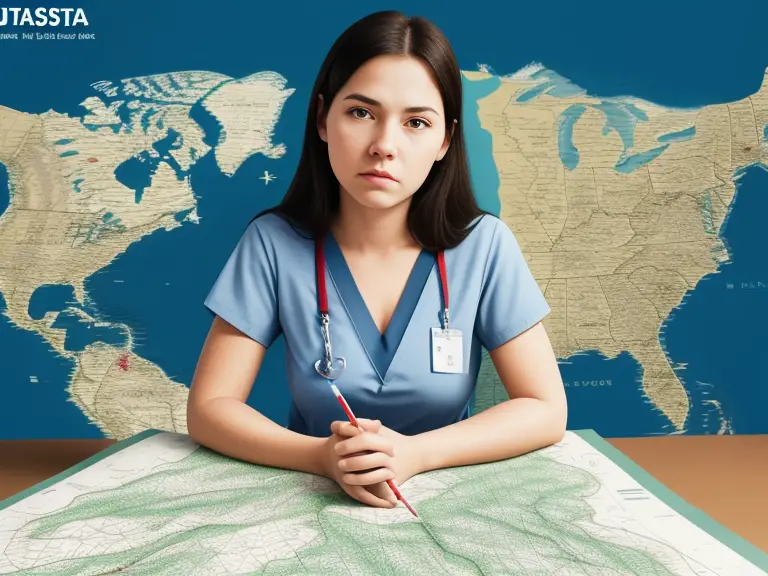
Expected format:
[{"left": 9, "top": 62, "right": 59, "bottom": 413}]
[
  {"left": 343, "top": 466, "right": 395, "bottom": 486},
  {"left": 335, "top": 431, "right": 394, "bottom": 457},
  {"left": 339, "top": 450, "right": 391, "bottom": 473},
  {"left": 326, "top": 419, "right": 400, "bottom": 507},
  {"left": 343, "top": 483, "right": 396, "bottom": 508},
  {"left": 367, "top": 481, "right": 397, "bottom": 505},
  {"left": 331, "top": 419, "right": 381, "bottom": 437},
  {"left": 357, "top": 419, "right": 381, "bottom": 433}
]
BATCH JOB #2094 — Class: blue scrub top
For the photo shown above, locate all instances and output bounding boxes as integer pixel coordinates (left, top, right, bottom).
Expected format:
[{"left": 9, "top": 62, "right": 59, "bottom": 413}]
[{"left": 204, "top": 212, "right": 550, "bottom": 438}]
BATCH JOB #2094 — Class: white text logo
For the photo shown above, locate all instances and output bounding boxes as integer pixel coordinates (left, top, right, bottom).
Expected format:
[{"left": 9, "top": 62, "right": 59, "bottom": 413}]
[{"left": 0, "top": 7, "right": 88, "bottom": 27}]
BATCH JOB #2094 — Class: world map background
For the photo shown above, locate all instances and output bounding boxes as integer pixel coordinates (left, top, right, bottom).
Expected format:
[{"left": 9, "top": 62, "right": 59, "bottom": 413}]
[{"left": 1, "top": 0, "right": 767, "bottom": 440}]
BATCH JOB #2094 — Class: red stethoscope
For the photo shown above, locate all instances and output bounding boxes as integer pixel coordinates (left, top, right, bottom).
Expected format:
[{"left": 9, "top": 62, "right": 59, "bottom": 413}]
[{"left": 313, "top": 236, "right": 450, "bottom": 380}]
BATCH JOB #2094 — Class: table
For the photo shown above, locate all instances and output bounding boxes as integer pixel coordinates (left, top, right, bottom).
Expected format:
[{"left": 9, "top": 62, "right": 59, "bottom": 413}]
[{"left": 2, "top": 434, "right": 767, "bottom": 553}]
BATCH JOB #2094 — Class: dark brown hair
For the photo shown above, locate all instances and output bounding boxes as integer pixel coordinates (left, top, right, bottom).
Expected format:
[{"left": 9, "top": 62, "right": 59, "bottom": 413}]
[{"left": 257, "top": 10, "right": 485, "bottom": 251}]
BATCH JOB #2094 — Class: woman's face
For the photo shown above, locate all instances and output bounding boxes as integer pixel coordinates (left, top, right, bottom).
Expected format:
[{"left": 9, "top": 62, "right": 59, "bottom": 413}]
[{"left": 318, "top": 54, "right": 451, "bottom": 212}]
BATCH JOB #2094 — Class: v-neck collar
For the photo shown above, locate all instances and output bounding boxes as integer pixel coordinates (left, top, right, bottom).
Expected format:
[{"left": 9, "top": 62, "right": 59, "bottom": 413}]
[{"left": 323, "top": 233, "right": 436, "bottom": 382}]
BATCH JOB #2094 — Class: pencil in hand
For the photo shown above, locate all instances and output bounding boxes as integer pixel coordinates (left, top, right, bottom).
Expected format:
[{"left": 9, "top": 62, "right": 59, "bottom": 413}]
[{"left": 329, "top": 382, "right": 419, "bottom": 517}]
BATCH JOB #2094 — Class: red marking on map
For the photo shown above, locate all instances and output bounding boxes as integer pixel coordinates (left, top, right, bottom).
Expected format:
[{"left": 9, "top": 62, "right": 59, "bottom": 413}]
[
  {"left": 87, "top": 158, "right": 98, "bottom": 163},
  {"left": 117, "top": 354, "right": 130, "bottom": 371}
]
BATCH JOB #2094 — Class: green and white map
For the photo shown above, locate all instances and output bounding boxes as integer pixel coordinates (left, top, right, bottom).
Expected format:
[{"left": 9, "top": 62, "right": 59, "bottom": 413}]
[{"left": 1, "top": 430, "right": 766, "bottom": 575}]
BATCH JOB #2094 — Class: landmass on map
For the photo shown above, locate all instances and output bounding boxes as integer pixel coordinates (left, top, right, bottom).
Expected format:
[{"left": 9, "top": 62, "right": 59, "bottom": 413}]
[
  {"left": 0, "top": 70, "right": 294, "bottom": 439},
  {"left": 1, "top": 430, "right": 764, "bottom": 575},
  {"left": 2, "top": 61, "right": 768, "bottom": 440},
  {"left": 472, "top": 64, "right": 768, "bottom": 433}
]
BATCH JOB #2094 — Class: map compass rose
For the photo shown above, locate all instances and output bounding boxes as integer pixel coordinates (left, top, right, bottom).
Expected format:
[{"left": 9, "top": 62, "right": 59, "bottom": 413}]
[{"left": 259, "top": 170, "right": 276, "bottom": 185}]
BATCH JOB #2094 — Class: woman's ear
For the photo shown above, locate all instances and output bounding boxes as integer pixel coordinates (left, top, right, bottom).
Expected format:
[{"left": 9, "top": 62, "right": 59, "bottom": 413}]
[
  {"left": 317, "top": 94, "right": 328, "bottom": 142},
  {"left": 436, "top": 119, "right": 457, "bottom": 161}
]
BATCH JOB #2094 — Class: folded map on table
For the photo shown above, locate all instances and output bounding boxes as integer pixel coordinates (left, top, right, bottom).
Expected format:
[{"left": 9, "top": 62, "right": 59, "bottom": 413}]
[{"left": 1, "top": 429, "right": 766, "bottom": 575}]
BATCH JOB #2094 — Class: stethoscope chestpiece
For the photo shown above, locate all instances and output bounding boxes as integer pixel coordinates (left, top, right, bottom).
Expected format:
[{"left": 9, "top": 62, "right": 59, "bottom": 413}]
[{"left": 315, "top": 356, "right": 346, "bottom": 380}]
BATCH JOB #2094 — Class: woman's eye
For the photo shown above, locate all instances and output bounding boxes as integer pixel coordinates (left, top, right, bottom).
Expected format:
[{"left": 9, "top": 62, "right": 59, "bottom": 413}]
[
  {"left": 351, "top": 108, "right": 371, "bottom": 119},
  {"left": 348, "top": 108, "right": 429, "bottom": 129},
  {"left": 408, "top": 118, "right": 429, "bottom": 129}
]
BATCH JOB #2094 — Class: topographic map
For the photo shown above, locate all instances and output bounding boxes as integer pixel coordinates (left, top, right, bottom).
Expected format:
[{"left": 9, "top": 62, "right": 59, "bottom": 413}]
[{"left": 1, "top": 430, "right": 766, "bottom": 575}]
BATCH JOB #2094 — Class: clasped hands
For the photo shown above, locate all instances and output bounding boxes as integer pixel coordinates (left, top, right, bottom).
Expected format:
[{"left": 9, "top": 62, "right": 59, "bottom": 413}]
[{"left": 320, "top": 419, "right": 420, "bottom": 508}]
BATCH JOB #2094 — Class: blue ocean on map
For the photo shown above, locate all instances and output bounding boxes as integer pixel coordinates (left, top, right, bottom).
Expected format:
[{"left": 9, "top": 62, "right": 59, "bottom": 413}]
[
  {"left": 0, "top": 0, "right": 765, "bottom": 438},
  {"left": 0, "top": 292, "right": 83, "bottom": 438},
  {"left": 661, "top": 165, "right": 768, "bottom": 435},
  {"left": 0, "top": 161, "right": 8, "bottom": 217}
]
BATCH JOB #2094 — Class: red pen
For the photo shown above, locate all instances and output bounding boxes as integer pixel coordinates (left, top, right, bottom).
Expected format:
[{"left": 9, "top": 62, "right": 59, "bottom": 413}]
[{"left": 329, "top": 382, "right": 418, "bottom": 517}]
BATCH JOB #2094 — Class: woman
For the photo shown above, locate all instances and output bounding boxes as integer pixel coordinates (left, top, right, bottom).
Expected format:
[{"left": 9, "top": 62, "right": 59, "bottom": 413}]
[{"left": 187, "top": 10, "right": 567, "bottom": 510}]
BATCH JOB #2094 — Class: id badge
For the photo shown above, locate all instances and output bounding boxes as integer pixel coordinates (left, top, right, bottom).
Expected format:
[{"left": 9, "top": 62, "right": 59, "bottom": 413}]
[{"left": 431, "top": 327, "right": 464, "bottom": 374}]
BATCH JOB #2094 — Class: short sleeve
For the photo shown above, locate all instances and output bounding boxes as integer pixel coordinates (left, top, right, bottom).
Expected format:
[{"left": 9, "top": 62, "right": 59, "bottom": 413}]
[
  {"left": 204, "top": 218, "right": 282, "bottom": 347},
  {"left": 475, "top": 218, "right": 550, "bottom": 350}
]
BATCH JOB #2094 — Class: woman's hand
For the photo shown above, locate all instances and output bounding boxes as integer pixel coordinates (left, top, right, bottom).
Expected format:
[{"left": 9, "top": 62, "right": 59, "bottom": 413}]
[
  {"left": 319, "top": 419, "right": 398, "bottom": 508},
  {"left": 330, "top": 420, "right": 422, "bottom": 488}
]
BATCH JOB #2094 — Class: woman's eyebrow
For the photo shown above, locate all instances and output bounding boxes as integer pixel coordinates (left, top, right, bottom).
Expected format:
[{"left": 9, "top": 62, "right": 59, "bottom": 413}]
[{"left": 342, "top": 93, "right": 440, "bottom": 115}]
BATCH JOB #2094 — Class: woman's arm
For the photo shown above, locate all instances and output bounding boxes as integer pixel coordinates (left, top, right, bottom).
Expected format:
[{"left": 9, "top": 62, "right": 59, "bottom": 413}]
[
  {"left": 332, "top": 321, "right": 567, "bottom": 485},
  {"left": 410, "top": 321, "right": 566, "bottom": 474},
  {"left": 186, "top": 316, "right": 326, "bottom": 476}
]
